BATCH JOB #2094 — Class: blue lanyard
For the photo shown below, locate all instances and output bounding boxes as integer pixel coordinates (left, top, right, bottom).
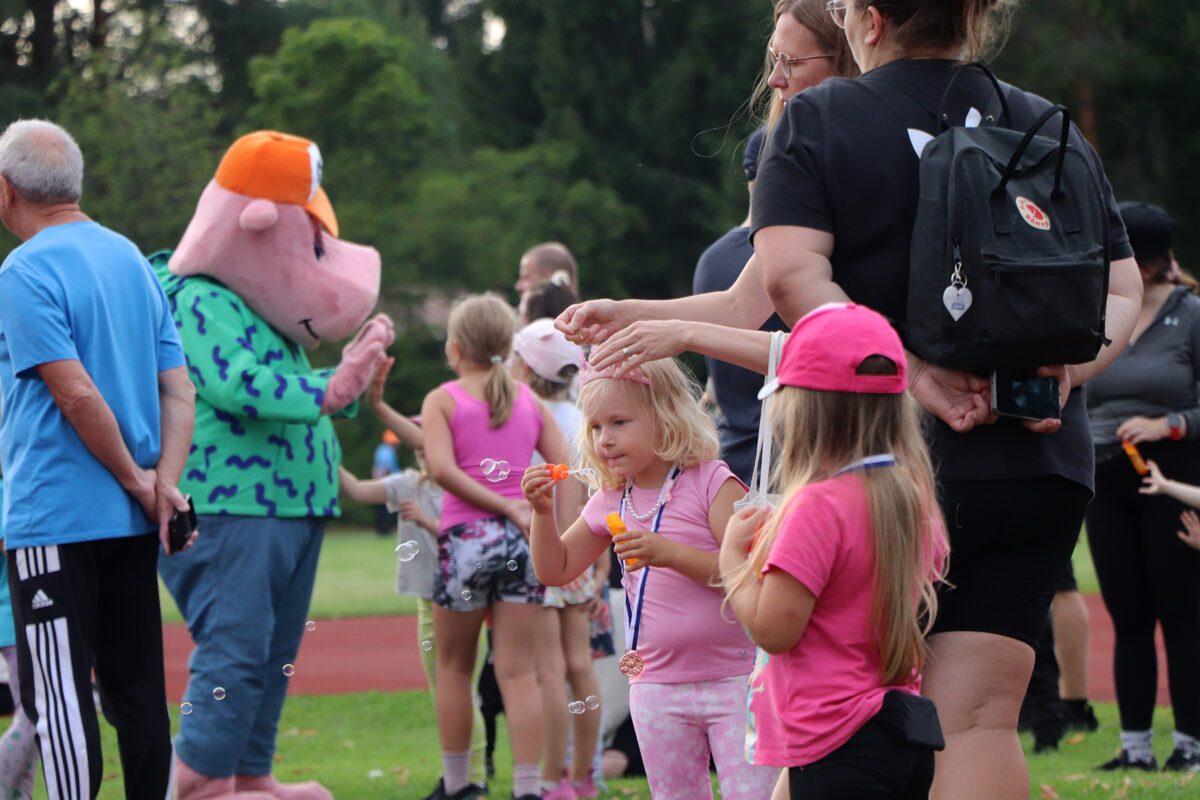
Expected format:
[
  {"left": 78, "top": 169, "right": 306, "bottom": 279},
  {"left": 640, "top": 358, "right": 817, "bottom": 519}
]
[
  {"left": 833, "top": 454, "right": 896, "bottom": 477},
  {"left": 619, "top": 467, "right": 680, "bottom": 653}
]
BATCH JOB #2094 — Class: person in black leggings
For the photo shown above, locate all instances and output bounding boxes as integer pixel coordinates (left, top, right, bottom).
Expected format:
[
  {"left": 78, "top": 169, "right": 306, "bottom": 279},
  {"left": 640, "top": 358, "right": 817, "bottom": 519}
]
[{"left": 1085, "top": 202, "right": 1200, "bottom": 772}]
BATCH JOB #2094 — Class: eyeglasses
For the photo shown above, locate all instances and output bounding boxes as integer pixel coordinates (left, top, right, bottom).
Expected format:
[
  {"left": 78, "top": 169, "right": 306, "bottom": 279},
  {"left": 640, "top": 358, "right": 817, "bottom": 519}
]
[
  {"left": 825, "top": 0, "right": 856, "bottom": 29},
  {"left": 767, "top": 45, "right": 834, "bottom": 79}
]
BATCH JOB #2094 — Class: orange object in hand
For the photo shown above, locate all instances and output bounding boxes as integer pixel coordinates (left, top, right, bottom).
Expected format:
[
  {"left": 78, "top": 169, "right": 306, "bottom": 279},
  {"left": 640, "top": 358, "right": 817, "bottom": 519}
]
[
  {"left": 605, "top": 512, "right": 640, "bottom": 567},
  {"left": 1122, "top": 439, "right": 1149, "bottom": 475},
  {"left": 550, "top": 464, "right": 570, "bottom": 482}
]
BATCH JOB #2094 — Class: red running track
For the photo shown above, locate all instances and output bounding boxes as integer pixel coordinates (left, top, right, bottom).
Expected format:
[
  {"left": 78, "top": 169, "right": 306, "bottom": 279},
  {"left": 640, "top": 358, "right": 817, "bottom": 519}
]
[{"left": 163, "top": 593, "right": 1169, "bottom": 705}]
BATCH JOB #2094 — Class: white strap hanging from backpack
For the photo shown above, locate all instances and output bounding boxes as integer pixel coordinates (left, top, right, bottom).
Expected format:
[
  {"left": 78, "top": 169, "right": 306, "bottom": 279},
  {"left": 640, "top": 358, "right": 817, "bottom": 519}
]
[{"left": 734, "top": 330, "right": 787, "bottom": 512}]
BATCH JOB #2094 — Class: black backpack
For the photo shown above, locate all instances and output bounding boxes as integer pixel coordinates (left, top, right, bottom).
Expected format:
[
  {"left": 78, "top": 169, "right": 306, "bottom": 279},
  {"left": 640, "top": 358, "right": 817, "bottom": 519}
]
[{"left": 905, "top": 65, "right": 1111, "bottom": 372}]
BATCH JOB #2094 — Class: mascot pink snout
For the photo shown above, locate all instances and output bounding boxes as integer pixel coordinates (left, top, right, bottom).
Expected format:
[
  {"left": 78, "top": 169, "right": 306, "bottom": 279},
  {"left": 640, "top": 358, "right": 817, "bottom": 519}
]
[{"left": 169, "top": 180, "right": 381, "bottom": 350}]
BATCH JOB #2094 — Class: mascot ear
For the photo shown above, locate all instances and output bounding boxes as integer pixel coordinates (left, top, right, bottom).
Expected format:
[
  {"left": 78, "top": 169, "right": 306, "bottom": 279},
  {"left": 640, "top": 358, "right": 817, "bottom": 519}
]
[{"left": 239, "top": 199, "right": 279, "bottom": 232}]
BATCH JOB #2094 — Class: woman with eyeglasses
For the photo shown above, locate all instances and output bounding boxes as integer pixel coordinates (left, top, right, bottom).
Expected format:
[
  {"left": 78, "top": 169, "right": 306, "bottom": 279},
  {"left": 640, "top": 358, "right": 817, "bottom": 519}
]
[{"left": 561, "top": 1, "right": 1142, "bottom": 799}]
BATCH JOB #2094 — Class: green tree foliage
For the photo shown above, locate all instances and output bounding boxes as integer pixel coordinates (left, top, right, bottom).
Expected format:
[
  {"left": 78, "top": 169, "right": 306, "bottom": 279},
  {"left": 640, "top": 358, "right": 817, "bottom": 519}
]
[
  {"left": 244, "top": 17, "right": 441, "bottom": 268},
  {"left": 446, "top": 0, "right": 772, "bottom": 299}
]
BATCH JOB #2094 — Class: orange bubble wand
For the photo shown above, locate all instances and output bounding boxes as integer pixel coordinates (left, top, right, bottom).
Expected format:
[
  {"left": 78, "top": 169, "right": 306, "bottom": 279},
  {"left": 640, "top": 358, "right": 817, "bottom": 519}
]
[
  {"left": 605, "top": 512, "right": 640, "bottom": 567},
  {"left": 1122, "top": 439, "right": 1149, "bottom": 475}
]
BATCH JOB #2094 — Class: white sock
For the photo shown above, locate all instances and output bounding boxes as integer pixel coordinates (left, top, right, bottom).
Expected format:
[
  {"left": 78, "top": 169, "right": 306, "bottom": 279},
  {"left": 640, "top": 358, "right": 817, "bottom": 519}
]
[
  {"left": 540, "top": 779, "right": 561, "bottom": 792},
  {"left": 1119, "top": 729, "right": 1154, "bottom": 762},
  {"left": 512, "top": 763, "right": 541, "bottom": 798},
  {"left": 1172, "top": 730, "right": 1200, "bottom": 755},
  {"left": 441, "top": 751, "right": 471, "bottom": 794}
]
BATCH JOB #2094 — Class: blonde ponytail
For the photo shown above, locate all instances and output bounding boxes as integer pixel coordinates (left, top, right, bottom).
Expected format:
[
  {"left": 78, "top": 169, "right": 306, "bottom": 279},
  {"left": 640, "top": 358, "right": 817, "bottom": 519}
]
[{"left": 447, "top": 294, "right": 519, "bottom": 429}]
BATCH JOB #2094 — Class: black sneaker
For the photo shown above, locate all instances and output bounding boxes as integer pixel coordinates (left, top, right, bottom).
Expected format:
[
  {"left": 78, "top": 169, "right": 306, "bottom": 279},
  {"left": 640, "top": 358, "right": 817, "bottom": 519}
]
[
  {"left": 1032, "top": 738, "right": 1059, "bottom": 754},
  {"left": 422, "top": 778, "right": 486, "bottom": 800},
  {"left": 1097, "top": 749, "right": 1158, "bottom": 771},
  {"left": 1163, "top": 747, "right": 1200, "bottom": 773},
  {"left": 511, "top": 794, "right": 541, "bottom": 800},
  {"left": 1063, "top": 700, "right": 1100, "bottom": 733}
]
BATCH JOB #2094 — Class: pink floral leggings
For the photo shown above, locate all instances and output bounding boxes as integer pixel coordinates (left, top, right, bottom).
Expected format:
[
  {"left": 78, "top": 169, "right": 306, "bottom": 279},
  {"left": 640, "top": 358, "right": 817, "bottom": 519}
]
[{"left": 629, "top": 674, "right": 779, "bottom": 800}]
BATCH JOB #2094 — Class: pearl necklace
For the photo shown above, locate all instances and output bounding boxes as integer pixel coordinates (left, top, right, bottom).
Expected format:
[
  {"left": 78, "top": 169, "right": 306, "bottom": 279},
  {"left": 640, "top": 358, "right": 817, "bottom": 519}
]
[{"left": 622, "top": 464, "right": 680, "bottom": 522}]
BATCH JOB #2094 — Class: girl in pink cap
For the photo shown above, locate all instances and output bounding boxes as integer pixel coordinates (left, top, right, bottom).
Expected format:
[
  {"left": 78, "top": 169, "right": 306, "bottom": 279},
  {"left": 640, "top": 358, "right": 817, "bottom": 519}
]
[
  {"left": 721, "top": 303, "right": 948, "bottom": 800},
  {"left": 521, "top": 357, "right": 777, "bottom": 800}
]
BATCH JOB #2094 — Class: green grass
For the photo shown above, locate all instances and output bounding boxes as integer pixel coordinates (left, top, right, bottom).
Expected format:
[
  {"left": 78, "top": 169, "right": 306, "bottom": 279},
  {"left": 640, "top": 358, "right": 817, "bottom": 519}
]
[
  {"left": 26, "top": 694, "right": 1195, "bottom": 800},
  {"left": 132, "top": 525, "right": 1124, "bottom": 799}
]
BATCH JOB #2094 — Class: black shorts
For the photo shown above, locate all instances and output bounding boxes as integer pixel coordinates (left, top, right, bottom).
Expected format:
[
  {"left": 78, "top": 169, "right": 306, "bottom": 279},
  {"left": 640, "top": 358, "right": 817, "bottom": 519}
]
[{"left": 929, "top": 476, "right": 1090, "bottom": 648}]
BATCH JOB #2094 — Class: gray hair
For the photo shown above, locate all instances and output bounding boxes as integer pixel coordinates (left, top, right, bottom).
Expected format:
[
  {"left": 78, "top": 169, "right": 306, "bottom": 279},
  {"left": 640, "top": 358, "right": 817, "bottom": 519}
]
[{"left": 0, "top": 120, "right": 84, "bottom": 204}]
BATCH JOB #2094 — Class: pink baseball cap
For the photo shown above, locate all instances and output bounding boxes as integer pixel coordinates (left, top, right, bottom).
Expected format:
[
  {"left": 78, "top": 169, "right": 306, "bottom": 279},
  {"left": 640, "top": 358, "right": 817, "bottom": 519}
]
[
  {"left": 758, "top": 303, "right": 907, "bottom": 398},
  {"left": 513, "top": 318, "right": 585, "bottom": 384}
]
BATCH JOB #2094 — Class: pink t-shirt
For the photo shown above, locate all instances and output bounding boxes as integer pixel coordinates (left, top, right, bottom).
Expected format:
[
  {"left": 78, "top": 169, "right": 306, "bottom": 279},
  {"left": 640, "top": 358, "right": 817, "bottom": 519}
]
[
  {"left": 746, "top": 473, "right": 945, "bottom": 767},
  {"left": 581, "top": 460, "right": 754, "bottom": 684},
  {"left": 439, "top": 380, "right": 543, "bottom": 531}
]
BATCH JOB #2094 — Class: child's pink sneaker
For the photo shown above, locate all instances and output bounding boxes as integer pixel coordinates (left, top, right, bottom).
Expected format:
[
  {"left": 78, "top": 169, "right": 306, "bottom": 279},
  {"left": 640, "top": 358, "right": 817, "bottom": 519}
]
[
  {"left": 541, "top": 778, "right": 578, "bottom": 800},
  {"left": 571, "top": 773, "right": 599, "bottom": 799}
]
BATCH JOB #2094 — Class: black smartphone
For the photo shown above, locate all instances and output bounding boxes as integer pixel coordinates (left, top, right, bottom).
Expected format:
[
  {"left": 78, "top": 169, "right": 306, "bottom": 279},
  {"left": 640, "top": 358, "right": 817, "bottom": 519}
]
[
  {"left": 168, "top": 495, "right": 197, "bottom": 554},
  {"left": 990, "top": 370, "right": 1060, "bottom": 421}
]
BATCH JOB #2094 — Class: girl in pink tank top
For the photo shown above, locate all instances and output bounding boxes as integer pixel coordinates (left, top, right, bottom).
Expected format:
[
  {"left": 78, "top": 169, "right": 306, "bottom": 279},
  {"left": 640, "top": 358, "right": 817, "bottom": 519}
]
[
  {"left": 420, "top": 294, "right": 571, "bottom": 800},
  {"left": 521, "top": 356, "right": 778, "bottom": 800}
]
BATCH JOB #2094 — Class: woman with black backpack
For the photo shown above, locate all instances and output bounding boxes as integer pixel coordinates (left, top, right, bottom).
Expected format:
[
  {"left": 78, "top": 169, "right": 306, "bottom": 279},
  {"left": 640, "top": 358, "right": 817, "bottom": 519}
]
[{"left": 748, "top": 2, "right": 1140, "bottom": 798}]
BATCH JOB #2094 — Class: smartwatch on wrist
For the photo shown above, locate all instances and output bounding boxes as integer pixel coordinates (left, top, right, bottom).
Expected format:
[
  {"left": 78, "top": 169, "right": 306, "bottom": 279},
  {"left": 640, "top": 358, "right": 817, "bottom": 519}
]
[{"left": 1167, "top": 413, "right": 1185, "bottom": 441}]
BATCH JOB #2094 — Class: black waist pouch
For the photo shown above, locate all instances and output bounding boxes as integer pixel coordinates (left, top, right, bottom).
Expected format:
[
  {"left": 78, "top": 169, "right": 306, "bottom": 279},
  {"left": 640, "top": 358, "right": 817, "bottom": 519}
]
[{"left": 878, "top": 690, "right": 945, "bottom": 751}]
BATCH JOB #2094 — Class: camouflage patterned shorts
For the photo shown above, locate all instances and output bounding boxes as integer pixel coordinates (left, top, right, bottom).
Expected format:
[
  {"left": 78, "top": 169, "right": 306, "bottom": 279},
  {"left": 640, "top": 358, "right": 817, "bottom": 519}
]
[{"left": 434, "top": 517, "right": 544, "bottom": 611}]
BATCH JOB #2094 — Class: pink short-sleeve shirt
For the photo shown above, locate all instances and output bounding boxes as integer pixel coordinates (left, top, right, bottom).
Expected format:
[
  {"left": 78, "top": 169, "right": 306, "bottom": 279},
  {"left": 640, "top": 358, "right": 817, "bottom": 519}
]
[
  {"left": 581, "top": 460, "right": 754, "bottom": 684},
  {"left": 746, "top": 473, "right": 943, "bottom": 767}
]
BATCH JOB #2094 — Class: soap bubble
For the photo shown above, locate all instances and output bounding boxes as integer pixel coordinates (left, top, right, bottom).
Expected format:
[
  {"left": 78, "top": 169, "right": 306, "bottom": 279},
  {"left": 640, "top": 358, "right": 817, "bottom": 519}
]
[
  {"left": 506, "top": 560, "right": 519, "bottom": 572},
  {"left": 420, "top": 640, "right": 434, "bottom": 653},
  {"left": 585, "top": 695, "right": 600, "bottom": 710},
  {"left": 282, "top": 664, "right": 294, "bottom": 677},
  {"left": 212, "top": 687, "right": 226, "bottom": 701},
  {"left": 461, "top": 589, "right": 473, "bottom": 601},
  {"left": 480, "top": 458, "right": 511, "bottom": 482},
  {"left": 305, "top": 620, "right": 316, "bottom": 632},
  {"left": 180, "top": 702, "right": 193, "bottom": 716},
  {"left": 567, "top": 700, "right": 586, "bottom": 715},
  {"left": 395, "top": 540, "right": 420, "bottom": 562}
]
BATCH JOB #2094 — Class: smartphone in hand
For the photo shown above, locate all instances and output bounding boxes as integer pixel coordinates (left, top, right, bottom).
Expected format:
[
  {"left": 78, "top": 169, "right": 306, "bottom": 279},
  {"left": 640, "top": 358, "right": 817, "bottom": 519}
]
[
  {"left": 990, "top": 369, "right": 1060, "bottom": 421},
  {"left": 167, "top": 496, "right": 197, "bottom": 554}
]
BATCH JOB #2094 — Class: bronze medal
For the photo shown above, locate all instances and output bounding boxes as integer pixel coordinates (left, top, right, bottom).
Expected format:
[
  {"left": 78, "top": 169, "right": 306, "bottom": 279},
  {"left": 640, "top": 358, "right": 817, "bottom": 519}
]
[{"left": 618, "top": 650, "right": 644, "bottom": 678}]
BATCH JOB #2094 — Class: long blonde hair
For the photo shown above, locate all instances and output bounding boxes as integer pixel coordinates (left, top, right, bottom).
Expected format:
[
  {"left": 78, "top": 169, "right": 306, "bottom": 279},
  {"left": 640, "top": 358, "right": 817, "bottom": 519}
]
[
  {"left": 724, "top": 368, "right": 947, "bottom": 685},
  {"left": 447, "top": 294, "right": 519, "bottom": 429},
  {"left": 577, "top": 358, "right": 719, "bottom": 491},
  {"left": 750, "top": 0, "right": 859, "bottom": 133}
]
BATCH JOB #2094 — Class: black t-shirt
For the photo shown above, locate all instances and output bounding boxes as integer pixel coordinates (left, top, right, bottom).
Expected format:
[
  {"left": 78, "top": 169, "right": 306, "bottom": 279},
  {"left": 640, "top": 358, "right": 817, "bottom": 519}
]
[
  {"left": 751, "top": 59, "right": 1133, "bottom": 491},
  {"left": 691, "top": 226, "right": 789, "bottom": 483}
]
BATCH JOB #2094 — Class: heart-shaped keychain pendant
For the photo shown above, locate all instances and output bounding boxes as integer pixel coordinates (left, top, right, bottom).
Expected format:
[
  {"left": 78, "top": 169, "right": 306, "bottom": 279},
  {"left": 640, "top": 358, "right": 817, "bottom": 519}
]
[{"left": 942, "top": 285, "right": 973, "bottom": 321}]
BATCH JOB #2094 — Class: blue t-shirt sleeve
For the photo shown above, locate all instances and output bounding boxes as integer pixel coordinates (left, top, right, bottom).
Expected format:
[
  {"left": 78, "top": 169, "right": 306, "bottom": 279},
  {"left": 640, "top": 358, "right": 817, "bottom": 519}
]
[
  {"left": 0, "top": 260, "right": 78, "bottom": 378},
  {"left": 154, "top": 283, "right": 186, "bottom": 373}
]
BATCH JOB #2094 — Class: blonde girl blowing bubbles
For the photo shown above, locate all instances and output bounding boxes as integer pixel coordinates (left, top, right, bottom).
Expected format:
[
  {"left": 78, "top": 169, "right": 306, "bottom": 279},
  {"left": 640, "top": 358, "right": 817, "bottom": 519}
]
[
  {"left": 521, "top": 357, "right": 777, "bottom": 800},
  {"left": 721, "top": 303, "right": 948, "bottom": 800}
]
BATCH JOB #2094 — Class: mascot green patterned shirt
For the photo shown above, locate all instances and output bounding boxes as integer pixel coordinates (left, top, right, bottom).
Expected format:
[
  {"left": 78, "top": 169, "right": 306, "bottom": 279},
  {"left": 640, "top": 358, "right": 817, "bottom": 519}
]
[{"left": 152, "top": 252, "right": 351, "bottom": 518}]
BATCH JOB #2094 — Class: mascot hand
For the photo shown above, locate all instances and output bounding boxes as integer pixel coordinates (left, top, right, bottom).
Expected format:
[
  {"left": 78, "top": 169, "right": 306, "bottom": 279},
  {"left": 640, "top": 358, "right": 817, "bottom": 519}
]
[{"left": 321, "top": 314, "right": 395, "bottom": 415}]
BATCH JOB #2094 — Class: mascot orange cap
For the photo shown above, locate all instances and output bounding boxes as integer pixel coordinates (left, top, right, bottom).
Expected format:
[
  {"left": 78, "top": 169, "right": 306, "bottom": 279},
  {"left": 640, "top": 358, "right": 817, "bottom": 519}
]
[{"left": 214, "top": 131, "right": 339, "bottom": 238}]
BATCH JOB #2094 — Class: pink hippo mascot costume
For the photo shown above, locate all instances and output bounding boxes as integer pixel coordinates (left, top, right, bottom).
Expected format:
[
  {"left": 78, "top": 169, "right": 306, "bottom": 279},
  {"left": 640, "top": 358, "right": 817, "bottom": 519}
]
[{"left": 153, "top": 131, "right": 392, "bottom": 800}]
